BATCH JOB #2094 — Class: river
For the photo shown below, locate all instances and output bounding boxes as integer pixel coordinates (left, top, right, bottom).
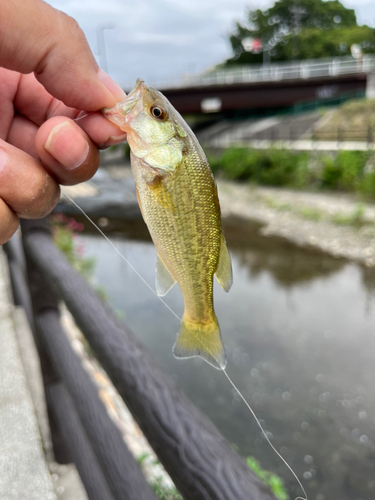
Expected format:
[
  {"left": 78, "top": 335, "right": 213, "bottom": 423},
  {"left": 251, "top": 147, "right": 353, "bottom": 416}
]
[{"left": 78, "top": 215, "right": 375, "bottom": 500}]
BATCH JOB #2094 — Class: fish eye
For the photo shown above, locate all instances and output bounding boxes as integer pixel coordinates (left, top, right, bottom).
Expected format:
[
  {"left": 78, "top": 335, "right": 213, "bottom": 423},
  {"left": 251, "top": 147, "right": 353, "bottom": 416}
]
[{"left": 150, "top": 105, "right": 166, "bottom": 119}]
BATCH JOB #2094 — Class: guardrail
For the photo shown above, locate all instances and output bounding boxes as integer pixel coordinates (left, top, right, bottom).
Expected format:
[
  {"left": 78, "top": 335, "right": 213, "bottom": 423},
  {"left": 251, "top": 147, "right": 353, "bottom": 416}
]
[
  {"left": 4, "top": 218, "right": 276, "bottom": 500},
  {"left": 124, "top": 55, "right": 375, "bottom": 91}
]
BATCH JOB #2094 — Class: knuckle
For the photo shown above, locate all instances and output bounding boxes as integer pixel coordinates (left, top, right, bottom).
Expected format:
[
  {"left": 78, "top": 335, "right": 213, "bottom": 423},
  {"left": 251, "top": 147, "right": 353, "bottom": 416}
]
[
  {"left": 26, "top": 174, "right": 60, "bottom": 217},
  {"left": 0, "top": 222, "right": 18, "bottom": 245},
  {"left": 0, "top": 202, "right": 19, "bottom": 245},
  {"left": 61, "top": 13, "right": 87, "bottom": 48}
]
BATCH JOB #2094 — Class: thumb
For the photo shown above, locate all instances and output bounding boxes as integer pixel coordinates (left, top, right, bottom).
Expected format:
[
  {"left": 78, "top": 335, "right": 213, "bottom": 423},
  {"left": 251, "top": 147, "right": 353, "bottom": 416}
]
[{"left": 0, "top": 0, "right": 125, "bottom": 111}]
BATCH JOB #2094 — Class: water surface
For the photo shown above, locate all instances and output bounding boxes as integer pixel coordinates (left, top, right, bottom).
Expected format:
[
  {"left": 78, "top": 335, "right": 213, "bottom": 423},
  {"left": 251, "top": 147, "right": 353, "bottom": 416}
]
[{"left": 79, "top": 216, "right": 375, "bottom": 500}]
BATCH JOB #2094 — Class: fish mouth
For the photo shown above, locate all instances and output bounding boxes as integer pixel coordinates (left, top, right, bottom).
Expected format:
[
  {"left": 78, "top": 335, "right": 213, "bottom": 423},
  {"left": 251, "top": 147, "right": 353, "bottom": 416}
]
[{"left": 103, "top": 78, "right": 146, "bottom": 126}]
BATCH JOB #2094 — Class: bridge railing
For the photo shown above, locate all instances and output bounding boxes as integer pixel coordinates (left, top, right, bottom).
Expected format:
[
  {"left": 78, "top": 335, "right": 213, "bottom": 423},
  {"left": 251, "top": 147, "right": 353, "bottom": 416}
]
[
  {"left": 124, "top": 55, "right": 375, "bottom": 91},
  {"left": 4, "top": 218, "right": 276, "bottom": 500}
]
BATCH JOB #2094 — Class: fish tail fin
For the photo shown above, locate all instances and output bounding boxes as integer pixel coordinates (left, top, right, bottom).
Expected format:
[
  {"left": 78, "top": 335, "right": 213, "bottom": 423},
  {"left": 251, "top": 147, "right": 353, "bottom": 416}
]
[{"left": 173, "top": 314, "right": 226, "bottom": 370}]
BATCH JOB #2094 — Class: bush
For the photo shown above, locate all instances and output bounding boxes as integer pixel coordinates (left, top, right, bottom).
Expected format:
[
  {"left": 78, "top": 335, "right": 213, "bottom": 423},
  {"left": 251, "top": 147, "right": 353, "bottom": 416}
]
[
  {"left": 320, "top": 151, "right": 368, "bottom": 190},
  {"left": 257, "top": 149, "right": 304, "bottom": 186},
  {"left": 338, "top": 151, "right": 367, "bottom": 190},
  {"left": 207, "top": 147, "right": 309, "bottom": 187},
  {"left": 207, "top": 147, "right": 375, "bottom": 197}
]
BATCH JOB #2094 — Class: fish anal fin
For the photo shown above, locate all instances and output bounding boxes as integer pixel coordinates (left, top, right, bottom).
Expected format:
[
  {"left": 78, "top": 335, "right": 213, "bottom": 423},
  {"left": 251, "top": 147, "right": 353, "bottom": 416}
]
[
  {"left": 173, "top": 314, "right": 226, "bottom": 370},
  {"left": 147, "top": 178, "right": 177, "bottom": 215},
  {"left": 215, "top": 234, "right": 233, "bottom": 293},
  {"left": 156, "top": 255, "right": 176, "bottom": 296}
]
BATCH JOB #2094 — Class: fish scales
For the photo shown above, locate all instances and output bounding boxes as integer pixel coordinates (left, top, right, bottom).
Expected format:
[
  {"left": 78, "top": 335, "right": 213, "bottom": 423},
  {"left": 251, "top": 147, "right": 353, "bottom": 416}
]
[
  {"left": 103, "top": 79, "right": 232, "bottom": 369},
  {"left": 133, "top": 147, "right": 221, "bottom": 322}
]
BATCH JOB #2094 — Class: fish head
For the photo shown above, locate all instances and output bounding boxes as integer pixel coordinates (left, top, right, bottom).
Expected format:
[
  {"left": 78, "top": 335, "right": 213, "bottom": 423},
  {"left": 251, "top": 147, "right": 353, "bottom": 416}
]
[{"left": 103, "top": 79, "right": 188, "bottom": 173}]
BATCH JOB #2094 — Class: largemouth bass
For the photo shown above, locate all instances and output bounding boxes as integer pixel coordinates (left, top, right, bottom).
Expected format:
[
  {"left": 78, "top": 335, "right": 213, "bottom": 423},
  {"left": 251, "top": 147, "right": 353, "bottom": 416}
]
[{"left": 103, "top": 79, "right": 232, "bottom": 369}]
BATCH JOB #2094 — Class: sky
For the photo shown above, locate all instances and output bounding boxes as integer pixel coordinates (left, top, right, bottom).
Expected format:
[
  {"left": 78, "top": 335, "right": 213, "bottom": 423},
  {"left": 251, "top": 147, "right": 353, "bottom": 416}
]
[{"left": 47, "top": 0, "right": 375, "bottom": 90}]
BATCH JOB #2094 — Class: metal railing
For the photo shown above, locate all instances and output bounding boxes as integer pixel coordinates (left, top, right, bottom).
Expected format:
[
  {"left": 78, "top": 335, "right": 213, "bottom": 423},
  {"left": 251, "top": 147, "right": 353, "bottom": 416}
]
[
  {"left": 4, "top": 218, "right": 276, "bottom": 500},
  {"left": 125, "top": 55, "right": 375, "bottom": 91}
]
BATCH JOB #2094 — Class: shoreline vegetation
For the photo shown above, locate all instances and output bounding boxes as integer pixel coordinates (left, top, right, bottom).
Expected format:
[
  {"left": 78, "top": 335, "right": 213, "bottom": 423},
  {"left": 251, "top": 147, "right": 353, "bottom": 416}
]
[{"left": 207, "top": 147, "right": 375, "bottom": 199}]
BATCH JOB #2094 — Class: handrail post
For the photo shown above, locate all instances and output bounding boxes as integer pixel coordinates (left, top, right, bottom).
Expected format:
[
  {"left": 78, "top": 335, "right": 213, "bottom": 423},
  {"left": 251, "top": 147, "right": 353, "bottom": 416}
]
[{"left": 20, "top": 218, "right": 157, "bottom": 500}]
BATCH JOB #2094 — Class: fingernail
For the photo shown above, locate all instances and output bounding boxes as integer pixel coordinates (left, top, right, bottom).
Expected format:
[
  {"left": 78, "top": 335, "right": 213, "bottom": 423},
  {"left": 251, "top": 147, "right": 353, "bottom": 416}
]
[
  {"left": 45, "top": 122, "right": 89, "bottom": 170},
  {"left": 101, "top": 133, "right": 128, "bottom": 148},
  {"left": 0, "top": 149, "right": 7, "bottom": 174},
  {"left": 97, "top": 69, "right": 126, "bottom": 101}
]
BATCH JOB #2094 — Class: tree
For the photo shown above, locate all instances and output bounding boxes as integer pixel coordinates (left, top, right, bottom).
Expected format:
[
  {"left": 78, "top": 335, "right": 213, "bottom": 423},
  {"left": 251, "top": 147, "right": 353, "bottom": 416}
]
[{"left": 226, "top": 0, "right": 375, "bottom": 65}]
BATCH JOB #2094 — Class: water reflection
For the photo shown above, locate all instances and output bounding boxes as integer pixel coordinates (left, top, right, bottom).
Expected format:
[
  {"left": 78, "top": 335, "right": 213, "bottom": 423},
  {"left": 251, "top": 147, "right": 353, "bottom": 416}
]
[{"left": 78, "top": 215, "right": 375, "bottom": 500}]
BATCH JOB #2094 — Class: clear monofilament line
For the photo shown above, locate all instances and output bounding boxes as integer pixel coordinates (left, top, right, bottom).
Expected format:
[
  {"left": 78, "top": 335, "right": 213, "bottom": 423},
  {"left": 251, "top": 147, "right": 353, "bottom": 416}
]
[
  {"left": 62, "top": 191, "right": 180, "bottom": 322},
  {"left": 221, "top": 368, "right": 307, "bottom": 500},
  {"left": 61, "top": 189, "right": 308, "bottom": 500}
]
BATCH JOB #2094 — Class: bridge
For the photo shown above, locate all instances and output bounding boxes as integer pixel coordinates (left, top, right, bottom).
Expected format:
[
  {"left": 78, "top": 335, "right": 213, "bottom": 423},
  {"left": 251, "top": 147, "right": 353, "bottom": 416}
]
[{"left": 132, "top": 55, "right": 375, "bottom": 115}]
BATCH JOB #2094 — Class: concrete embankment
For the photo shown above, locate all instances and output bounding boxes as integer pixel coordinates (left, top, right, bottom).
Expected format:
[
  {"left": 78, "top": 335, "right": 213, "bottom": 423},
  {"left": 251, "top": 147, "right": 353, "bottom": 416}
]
[{"left": 218, "top": 181, "right": 375, "bottom": 267}]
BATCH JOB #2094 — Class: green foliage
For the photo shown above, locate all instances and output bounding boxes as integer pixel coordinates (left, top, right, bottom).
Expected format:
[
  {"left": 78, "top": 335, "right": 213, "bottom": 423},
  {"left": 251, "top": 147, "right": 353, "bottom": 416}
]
[
  {"left": 51, "top": 214, "right": 95, "bottom": 279},
  {"left": 246, "top": 456, "right": 289, "bottom": 500},
  {"left": 151, "top": 477, "right": 182, "bottom": 500},
  {"left": 208, "top": 147, "right": 375, "bottom": 197},
  {"left": 331, "top": 203, "right": 366, "bottom": 226},
  {"left": 297, "top": 206, "right": 323, "bottom": 221},
  {"left": 359, "top": 170, "right": 375, "bottom": 196},
  {"left": 208, "top": 148, "right": 310, "bottom": 187},
  {"left": 226, "top": 0, "right": 375, "bottom": 64},
  {"left": 261, "top": 195, "right": 372, "bottom": 227},
  {"left": 137, "top": 453, "right": 182, "bottom": 500},
  {"left": 320, "top": 151, "right": 368, "bottom": 190}
]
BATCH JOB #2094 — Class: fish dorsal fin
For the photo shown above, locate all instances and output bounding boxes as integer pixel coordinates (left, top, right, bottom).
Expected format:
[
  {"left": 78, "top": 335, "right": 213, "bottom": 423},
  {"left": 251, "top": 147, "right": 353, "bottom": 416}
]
[
  {"left": 215, "top": 234, "right": 233, "bottom": 293},
  {"left": 156, "top": 254, "right": 176, "bottom": 296},
  {"left": 147, "top": 178, "right": 177, "bottom": 215}
]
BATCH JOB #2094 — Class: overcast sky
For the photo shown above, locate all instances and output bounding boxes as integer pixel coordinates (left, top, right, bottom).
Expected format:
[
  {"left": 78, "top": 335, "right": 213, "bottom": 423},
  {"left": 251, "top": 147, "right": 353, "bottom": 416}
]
[{"left": 47, "top": 0, "right": 375, "bottom": 90}]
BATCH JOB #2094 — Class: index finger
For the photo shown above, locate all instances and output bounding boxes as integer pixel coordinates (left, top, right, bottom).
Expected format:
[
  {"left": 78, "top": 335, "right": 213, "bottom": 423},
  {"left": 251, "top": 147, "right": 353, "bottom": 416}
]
[{"left": 0, "top": 0, "right": 125, "bottom": 111}]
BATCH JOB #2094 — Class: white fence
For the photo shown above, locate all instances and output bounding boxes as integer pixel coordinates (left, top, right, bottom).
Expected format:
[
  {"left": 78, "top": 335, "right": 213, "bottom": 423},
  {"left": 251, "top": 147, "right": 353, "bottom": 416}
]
[{"left": 126, "top": 55, "right": 375, "bottom": 91}]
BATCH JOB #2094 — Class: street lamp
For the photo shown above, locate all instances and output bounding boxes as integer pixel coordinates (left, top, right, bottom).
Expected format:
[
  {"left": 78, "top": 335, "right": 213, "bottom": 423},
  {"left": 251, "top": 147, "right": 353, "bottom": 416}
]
[{"left": 96, "top": 22, "right": 116, "bottom": 74}]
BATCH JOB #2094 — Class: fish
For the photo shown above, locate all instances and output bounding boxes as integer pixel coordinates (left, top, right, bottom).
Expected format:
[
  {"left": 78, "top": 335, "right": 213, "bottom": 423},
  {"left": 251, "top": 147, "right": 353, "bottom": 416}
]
[{"left": 103, "top": 79, "right": 232, "bottom": 369}]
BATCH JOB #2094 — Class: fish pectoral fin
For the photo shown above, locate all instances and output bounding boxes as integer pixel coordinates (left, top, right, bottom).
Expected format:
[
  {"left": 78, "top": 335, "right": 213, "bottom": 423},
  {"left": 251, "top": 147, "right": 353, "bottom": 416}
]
[
  {"left": 135, "top": 185, "right": 144, "bottom": 218},
  {"left": 173, "top": 314, "right": 226, "bottom": 370},
  {"left": 147, "top": 178, "right": 177, "bottom": 215},
  {"left": 215, "top": 234, "right": 233, "bottom": 293},
  {"left": 155, "top": 255, "right": 176, "bottom": 296}
]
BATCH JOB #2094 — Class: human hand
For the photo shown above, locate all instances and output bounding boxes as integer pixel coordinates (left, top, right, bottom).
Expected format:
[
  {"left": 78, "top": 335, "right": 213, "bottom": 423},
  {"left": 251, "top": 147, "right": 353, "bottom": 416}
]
[{"left": 0, "top": 0, "right": 127, "bottom": 244}]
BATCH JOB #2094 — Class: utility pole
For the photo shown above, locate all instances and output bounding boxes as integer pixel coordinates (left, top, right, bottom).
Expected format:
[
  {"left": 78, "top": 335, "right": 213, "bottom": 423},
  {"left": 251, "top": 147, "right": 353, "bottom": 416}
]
[{"left": 96, "top": 22, "right": 116, "bottom": 74}]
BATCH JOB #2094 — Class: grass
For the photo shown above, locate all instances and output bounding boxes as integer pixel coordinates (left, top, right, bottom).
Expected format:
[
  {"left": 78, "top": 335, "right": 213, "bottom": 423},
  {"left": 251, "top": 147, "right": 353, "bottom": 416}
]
[
  {"left": 297, "top": 206, "right": 323, "bottom": 221},
  {"left": 330, "top": 203, "right": 367, "bottom": 227},
  {"left": 137, "top": 451, "right": 290, "bottom": 500},
  {"left": 151, "top": 478, "right": 183, "bottom": 500},
  {"left": 246, "top": 456, "right": 289, "bottom": 500},
  {"left": 137, "top": 454, "right": 182, "bottom": 500},
  {"left": 261, "top": 196, "right": 373, "bottom": 228}
]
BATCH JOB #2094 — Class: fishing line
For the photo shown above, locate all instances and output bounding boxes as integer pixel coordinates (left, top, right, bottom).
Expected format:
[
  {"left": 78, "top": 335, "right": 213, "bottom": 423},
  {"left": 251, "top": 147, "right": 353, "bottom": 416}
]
[
  {"left": 62, "top": 192, "right": 180, "bottom": 322},
  {"left": 61, "top": 189, "right": 308, "bottom": 500}
]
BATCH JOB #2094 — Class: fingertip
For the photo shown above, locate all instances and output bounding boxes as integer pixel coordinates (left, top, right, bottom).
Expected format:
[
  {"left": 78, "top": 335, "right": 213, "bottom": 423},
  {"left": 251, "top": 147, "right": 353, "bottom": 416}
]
[
  {"left": 36, "top": 117, "right": 100, "bottom": 184},
  {"left": 97, "top": 69, "right": 126, "bottom": 103},
  {"left": 45, "top": 121, "right": 90, "bottom": 170},
  {"left": 73, "top": 112, "right": 127, "bottom": 148}
]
